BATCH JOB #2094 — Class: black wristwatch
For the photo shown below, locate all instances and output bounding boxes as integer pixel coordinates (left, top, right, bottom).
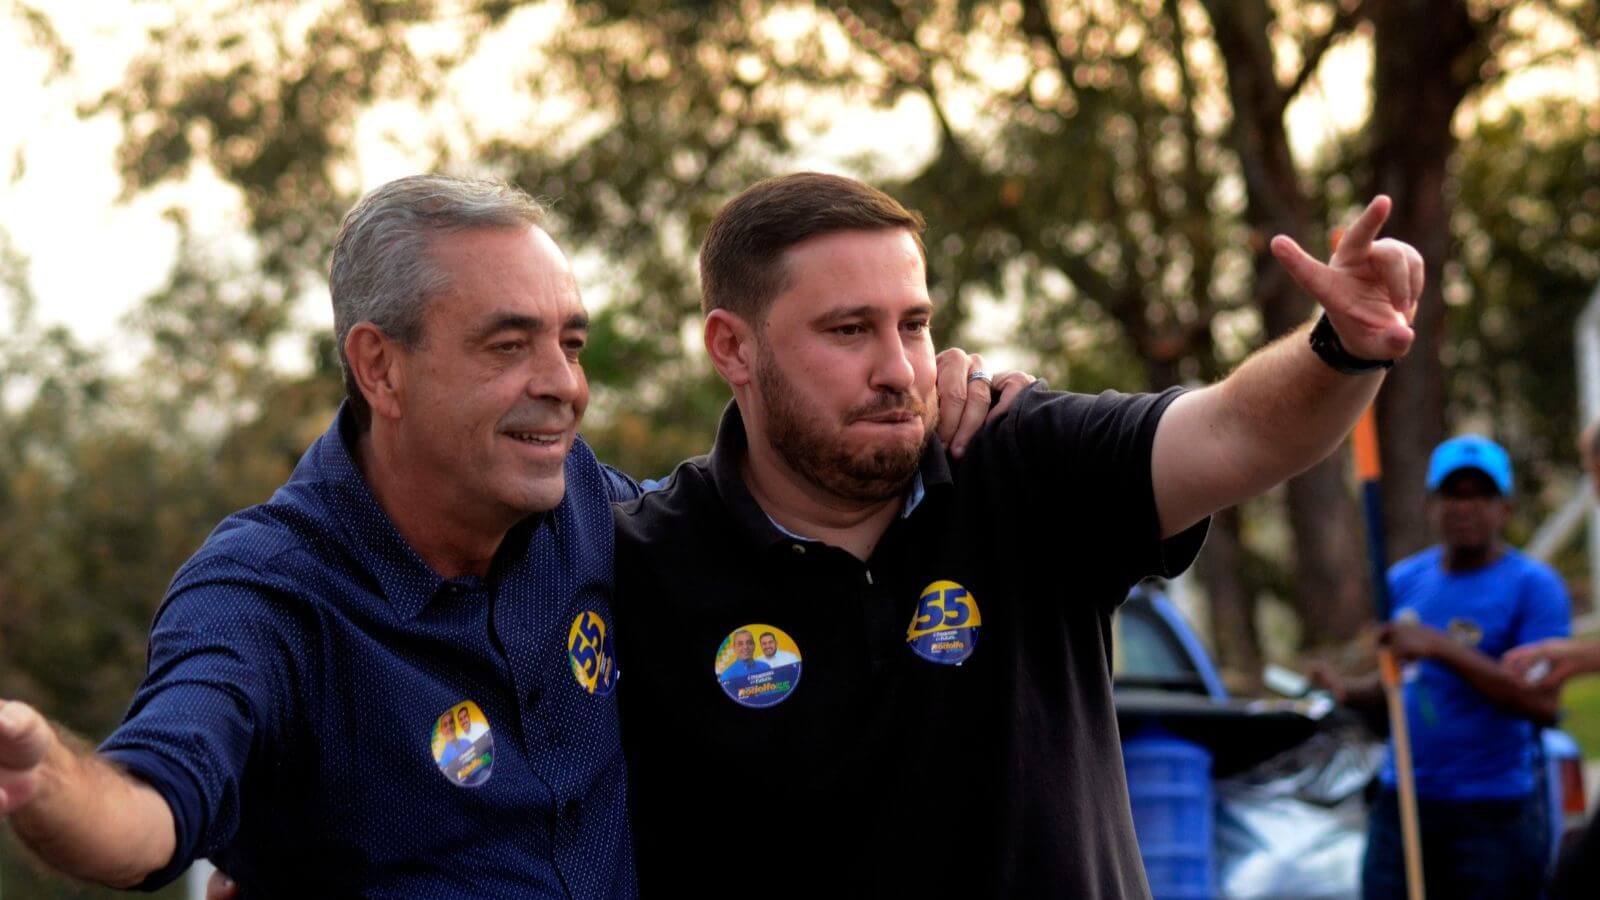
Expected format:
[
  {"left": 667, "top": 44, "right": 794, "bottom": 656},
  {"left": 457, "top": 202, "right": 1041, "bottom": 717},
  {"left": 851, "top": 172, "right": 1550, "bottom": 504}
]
[{"left": 1308, "top": 314, "right": 1393, "bottom": 374}]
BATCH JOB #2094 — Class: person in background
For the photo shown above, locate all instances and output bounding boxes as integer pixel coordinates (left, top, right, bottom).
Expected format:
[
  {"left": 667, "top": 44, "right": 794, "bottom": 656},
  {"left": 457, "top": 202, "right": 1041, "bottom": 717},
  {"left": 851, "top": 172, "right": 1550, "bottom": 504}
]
[
  {"left": 1501, "top": 418, "right": 1600, "bottom": 900},
  {"left": 1315, "top": 435, "right": 1570, "bottom": 900}
]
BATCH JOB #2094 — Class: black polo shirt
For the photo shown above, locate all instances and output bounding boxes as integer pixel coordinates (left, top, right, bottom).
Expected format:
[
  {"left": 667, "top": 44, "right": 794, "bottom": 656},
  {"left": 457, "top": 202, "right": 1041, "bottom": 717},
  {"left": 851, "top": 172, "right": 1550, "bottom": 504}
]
[{"left": 613, "top": 383, "right": 1207, "bottom": 898}]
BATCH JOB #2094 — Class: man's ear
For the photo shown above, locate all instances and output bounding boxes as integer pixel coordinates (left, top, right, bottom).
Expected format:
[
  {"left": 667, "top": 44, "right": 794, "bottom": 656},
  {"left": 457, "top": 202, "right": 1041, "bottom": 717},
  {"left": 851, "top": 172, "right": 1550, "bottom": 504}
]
[
  {"left": 704, "top": 310, "right": 758, "bottom": 387},
  {"left": 346, "top": 323, "right": 406, "bottom": 421}
]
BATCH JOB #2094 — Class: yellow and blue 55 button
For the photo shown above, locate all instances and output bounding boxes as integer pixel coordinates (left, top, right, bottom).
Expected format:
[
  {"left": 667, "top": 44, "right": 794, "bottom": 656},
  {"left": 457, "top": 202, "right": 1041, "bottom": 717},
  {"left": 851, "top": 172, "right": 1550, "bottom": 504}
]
[{"left": 907, "top": 580, "right": 981, "bottom": 665}]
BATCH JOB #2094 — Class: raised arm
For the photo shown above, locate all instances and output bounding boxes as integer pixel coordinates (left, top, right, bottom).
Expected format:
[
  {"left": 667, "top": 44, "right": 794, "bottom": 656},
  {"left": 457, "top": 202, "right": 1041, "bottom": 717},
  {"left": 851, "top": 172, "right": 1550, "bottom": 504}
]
[
  {"left": 1152, "top": 196, "right": 1424, "bottom": 537},
  {"left": 0, "top": 700, "right": 176, "bottom": 887}
]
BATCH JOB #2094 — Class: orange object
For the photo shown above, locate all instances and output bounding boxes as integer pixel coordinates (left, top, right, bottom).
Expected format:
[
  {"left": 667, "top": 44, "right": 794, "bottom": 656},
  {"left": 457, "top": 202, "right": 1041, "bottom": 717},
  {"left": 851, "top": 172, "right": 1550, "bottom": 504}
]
[
  {"left": 1354, "top": 409, "right": 1383, "bottom": 481},
  {"left": 1378, "top": 645, "right": 1402, "bottom": 686}
]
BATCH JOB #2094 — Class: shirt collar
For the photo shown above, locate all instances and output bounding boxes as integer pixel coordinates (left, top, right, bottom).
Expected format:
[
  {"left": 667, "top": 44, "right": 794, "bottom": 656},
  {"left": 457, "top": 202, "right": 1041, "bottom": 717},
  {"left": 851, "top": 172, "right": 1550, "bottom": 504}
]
[
  {"left": 706, "top": 401, "right": 952, "bottom": 552},
  {"left": 310, "top": 403, "right": 549, "bottom": 620}
]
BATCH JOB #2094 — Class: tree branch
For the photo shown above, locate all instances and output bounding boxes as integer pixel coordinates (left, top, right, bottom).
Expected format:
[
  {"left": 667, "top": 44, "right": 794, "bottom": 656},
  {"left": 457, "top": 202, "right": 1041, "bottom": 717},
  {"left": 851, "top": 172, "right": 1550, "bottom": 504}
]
[{"left": 1279, "top": 0, "right": 1368, "bottom": 116}]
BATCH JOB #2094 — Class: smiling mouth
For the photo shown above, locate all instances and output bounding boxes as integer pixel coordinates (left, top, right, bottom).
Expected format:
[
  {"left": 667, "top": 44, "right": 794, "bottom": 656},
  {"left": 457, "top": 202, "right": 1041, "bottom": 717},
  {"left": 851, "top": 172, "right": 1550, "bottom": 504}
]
[{"left": 503, "top": 431, "right": 565, "bottom": 446}]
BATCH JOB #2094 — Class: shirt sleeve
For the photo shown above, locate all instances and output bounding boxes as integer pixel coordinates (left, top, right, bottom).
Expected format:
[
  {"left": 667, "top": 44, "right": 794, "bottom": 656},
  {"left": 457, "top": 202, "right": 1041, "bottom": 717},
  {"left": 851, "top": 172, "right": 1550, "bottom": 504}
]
[
  {"left": 98, "top": 557, "right": 308, "bottom": 890},
  {"left": 600, "top": 464, "right": 644, "bottom": 503},
  {"left": 1003, "top": 383, "right": 1209, "bottom": 588},
  {"left": 1512, "top": 561, "right": 1572, "bottom": 647}
]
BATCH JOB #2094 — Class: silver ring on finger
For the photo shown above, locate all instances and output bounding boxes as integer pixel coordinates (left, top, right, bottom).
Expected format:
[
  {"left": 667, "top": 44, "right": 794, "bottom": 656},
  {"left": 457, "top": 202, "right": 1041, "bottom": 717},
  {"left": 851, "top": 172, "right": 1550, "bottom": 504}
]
[{"left": 967, "top": 370, "right": 992, "bottom": 386}]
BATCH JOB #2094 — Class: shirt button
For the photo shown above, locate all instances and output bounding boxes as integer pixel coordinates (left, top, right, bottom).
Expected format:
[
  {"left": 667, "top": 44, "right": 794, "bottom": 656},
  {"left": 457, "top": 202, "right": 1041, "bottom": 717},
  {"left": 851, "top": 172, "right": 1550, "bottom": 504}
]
[
  {"left": 791, "top": 544, "right": 806, "bottom": 555},
  {"left": 525, "top": 687, "right": 541, "bottom": 709},
  {"left": 563, "top": 798, "right": 583, "bottom": 823}
]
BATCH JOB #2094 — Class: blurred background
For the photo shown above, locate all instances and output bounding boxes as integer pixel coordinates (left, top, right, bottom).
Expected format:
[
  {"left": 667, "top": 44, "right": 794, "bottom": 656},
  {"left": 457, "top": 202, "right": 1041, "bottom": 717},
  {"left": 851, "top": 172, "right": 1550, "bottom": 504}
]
[{"left": 1, "top": 0, "right": 1598, "bottom": 896}]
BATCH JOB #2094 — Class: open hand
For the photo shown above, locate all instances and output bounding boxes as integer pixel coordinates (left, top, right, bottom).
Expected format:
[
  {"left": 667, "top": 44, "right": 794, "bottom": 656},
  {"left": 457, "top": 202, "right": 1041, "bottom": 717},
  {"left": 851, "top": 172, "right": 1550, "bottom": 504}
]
[
  {"left": 934, "top": 349, "right": 1040, "bottom": 457},
  {"left": 1270, "top": 196, "right": 1423, "bottom": 362},
  {"left": 1504, "top": 637, "right": 1600, "bottom": 690}
]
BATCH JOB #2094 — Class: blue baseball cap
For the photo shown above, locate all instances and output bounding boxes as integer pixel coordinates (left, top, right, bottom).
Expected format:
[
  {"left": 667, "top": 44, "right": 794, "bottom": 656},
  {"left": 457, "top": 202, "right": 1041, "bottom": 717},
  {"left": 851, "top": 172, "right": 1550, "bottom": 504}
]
[{"left": 1426, "top": 435, "right": 1513, "bottom": 496}]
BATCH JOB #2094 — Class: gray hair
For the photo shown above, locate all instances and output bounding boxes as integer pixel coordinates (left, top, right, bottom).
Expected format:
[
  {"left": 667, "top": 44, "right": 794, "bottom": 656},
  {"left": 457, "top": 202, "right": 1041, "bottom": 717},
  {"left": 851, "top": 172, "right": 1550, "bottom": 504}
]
[{"left": 329, "top": 174, "right": 546, "bottom": 427}]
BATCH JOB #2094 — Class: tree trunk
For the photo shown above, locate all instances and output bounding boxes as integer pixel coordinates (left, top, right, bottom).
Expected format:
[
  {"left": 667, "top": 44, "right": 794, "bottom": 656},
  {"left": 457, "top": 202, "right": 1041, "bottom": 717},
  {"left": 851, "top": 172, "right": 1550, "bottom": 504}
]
[
  {"left": 1197, "top": 507, "right": 1263, "bottom": 687},
  {"left": 1203, "top": 0, "right": 1370, "bottom": 646},
  {"left": 1368, "top": 0, "right": 1486, "bottom": 561}
]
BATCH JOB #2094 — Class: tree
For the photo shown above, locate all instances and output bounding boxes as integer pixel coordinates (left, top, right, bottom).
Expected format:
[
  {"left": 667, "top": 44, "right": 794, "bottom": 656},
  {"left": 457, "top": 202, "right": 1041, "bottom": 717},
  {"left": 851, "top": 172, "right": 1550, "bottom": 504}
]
[
  {"left": 1451, "top": 96, "right": 1600, "bottom": 549},
  {"left": 65, "top": 0, "right": 1600, "bottom": 670}
]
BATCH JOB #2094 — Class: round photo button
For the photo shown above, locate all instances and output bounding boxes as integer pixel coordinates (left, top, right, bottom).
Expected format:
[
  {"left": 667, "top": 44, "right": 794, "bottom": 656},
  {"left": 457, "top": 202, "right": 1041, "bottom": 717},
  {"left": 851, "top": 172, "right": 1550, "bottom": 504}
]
[
  {"left": 431, "top": 700, "right": 494, "bottom": 787},
  {"left": 907, "top": 580, "right": 981, "bottom": 665},
  {"left": 714, "top": 624, "right": 802, "bottom": 708}
]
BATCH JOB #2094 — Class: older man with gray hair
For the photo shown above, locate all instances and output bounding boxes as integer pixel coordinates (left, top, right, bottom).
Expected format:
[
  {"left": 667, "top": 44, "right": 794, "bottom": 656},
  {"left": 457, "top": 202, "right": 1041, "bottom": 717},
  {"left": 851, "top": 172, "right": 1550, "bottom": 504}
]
[{"left": 0, "top": 175, "right": 639, "bottom": 896}]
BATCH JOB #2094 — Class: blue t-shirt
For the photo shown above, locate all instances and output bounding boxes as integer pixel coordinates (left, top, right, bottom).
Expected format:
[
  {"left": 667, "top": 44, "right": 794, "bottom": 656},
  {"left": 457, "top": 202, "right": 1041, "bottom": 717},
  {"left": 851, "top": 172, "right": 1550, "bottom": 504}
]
[
  {"left": 1379, "top": 546, "right": 1570, "bottom": 800},
  {"left": 100, "top": 405, "right": 642, "bottom": 897}
]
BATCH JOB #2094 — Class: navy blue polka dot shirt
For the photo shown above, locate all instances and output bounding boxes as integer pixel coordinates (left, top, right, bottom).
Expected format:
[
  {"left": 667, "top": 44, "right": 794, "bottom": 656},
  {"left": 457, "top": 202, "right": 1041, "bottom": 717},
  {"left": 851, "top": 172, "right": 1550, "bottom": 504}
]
[{"left": 100, "top": 406, "right": 640, "bottom": 898}]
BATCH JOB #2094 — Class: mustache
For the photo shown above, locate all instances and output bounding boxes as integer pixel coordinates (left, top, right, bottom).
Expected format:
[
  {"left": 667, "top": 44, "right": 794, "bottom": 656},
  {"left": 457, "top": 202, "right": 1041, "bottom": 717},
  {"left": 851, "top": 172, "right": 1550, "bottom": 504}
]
[
  {"left": 498, "top": 405, "right": 577, "bottom": 433},
  {"left": 846, "top": 391, "right": 927, "bottom": 422}
]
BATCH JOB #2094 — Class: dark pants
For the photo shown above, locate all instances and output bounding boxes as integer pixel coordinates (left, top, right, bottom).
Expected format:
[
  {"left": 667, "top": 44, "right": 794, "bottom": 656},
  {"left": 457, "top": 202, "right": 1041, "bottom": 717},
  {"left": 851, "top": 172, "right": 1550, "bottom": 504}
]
[{"left": 1362, "top": 790, "right": 1547, "bottom": 900}]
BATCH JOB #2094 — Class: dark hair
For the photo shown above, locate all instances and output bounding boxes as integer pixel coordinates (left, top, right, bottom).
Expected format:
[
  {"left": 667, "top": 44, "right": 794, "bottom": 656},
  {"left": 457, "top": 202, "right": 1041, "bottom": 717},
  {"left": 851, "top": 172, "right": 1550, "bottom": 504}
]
[{"left": 698, "top": 172, "right": 926, "bottom": 323}]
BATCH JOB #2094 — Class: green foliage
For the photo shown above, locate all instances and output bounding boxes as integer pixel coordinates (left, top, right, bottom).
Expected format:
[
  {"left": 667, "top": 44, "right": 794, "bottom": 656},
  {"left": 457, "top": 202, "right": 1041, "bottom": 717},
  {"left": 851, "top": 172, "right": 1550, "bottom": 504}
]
[
  {"left": 1559, "top": 669, "right": 1600, "bottom": 761},
  {"left": 1451, "top": 99, "right": 1600, "bottom": 502}
]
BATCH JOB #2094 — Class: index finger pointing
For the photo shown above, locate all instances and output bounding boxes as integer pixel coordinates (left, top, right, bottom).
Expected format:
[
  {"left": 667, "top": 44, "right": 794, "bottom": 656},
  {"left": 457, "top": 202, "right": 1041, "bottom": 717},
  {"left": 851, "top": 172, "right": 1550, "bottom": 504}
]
[{"left": 1331, "top": 195, "right": 1392, "bottom": 263}]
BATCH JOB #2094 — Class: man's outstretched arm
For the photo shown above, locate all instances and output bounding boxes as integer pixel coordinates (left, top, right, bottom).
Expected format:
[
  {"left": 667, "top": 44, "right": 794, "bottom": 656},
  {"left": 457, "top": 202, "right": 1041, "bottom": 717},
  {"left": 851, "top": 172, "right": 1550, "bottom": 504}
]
[
  {"left": 1153, "top": 195, "right": 1424, "bottom": 537},
  {"left": 0, "top": 699, "right": 176, "bottom": 888}
]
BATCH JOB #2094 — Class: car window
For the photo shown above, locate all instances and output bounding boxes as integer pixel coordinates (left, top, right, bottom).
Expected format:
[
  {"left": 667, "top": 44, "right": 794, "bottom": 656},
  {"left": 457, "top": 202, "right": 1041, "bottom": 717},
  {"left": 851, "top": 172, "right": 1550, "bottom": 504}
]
[{"left": 1117, "top": 602, "right": 1202, "bottom": 683}]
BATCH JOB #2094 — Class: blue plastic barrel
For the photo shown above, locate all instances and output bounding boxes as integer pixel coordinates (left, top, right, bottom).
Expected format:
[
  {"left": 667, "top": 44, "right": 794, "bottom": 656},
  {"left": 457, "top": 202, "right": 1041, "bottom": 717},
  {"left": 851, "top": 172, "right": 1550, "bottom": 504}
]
[{"left": 1122, "top": 731, "right": 1214, "bottom": 900}]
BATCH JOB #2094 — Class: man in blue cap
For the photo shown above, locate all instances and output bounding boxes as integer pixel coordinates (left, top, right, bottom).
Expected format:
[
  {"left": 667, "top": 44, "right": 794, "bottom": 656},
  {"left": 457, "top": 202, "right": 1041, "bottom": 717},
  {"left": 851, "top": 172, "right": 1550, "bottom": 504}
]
[{"left": 1317, "top": 435, "right": 1571, "bottom": 899}]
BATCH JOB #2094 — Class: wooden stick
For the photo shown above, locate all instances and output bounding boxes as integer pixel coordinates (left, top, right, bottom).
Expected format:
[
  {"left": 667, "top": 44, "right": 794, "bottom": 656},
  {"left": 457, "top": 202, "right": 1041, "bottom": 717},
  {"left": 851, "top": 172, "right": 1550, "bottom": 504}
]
[
  {"left": 1354, "top": 408, "right": 1425, "bottom": 900},
  {"left": 1380, "top": 648, "right": 1426, "bottom": 900}
]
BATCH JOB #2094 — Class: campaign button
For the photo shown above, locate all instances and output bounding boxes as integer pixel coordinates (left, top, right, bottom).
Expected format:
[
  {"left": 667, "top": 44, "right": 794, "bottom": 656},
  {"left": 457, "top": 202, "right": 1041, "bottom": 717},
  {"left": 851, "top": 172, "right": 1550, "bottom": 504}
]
[
  {"left": 907, "top": 580, "right": 981, "bottom": 665},
  {"left": 568, "top": 610, "right": 619, "bottom": 697},
  {"left": 714, "top": 624, "right": 802, "bottom": 708},
  {"left": 431, "top": 700, "right": 494, "bottom": 787}
]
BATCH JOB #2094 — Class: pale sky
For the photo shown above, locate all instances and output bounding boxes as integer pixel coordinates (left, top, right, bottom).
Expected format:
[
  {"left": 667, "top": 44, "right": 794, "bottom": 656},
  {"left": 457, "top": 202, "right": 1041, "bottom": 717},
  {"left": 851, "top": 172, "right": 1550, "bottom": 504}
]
[{"left": 2, "top": 2, "right": 1595, "bottom": 375}]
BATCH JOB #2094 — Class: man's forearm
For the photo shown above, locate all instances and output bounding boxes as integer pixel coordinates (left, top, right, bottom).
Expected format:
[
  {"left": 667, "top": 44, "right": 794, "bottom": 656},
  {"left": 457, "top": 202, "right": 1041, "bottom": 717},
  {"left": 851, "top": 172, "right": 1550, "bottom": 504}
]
[
  {"left": 1431, "top": 642, "right": 1560, "bottom": 727},
  {"left": 1154, "top": 321, "right": 1384, "bottom": 535},
  {"left": 1213, "top": 321, "right": 1384, "bottom": 479},
  {"left": 11, "top": 727, "right": 177, "bottom": 888}
]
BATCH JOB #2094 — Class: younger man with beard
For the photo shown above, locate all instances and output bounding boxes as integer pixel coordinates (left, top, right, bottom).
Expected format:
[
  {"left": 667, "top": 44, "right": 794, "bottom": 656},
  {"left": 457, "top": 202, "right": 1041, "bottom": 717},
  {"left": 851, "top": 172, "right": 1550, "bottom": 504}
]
[{"left": 614, "top": 172, "right": 1427, "bottom": 896}]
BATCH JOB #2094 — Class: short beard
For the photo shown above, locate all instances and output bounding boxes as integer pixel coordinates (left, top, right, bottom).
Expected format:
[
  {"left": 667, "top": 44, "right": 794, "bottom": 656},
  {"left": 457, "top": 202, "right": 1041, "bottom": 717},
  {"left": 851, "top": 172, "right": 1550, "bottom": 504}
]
[{"left": 756, "top": 349, "right": 931, "bottom": 503}]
